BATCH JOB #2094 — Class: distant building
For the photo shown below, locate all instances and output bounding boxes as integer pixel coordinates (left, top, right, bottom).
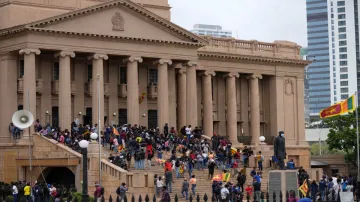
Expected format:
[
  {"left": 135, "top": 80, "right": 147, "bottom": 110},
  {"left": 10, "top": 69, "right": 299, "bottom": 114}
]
[
  {"left": 301, "top": 47, "right": 311, "bottom": 124},
  {"left": 191, "top": 24, "right": 232, "bottom": 38}
]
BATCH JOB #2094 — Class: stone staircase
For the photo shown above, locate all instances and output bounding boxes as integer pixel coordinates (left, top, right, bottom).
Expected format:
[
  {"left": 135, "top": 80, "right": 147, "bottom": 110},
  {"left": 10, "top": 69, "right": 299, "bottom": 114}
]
[{"left": 244, "top": 168, "right": 269, "bottom": 191}]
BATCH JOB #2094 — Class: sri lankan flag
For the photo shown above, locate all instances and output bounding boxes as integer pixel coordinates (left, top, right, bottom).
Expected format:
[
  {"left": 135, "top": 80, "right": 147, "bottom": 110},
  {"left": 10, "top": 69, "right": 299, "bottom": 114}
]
[
  {"left": 113, "top": 127, "right": 120, "bottom": 136},
  {"left": 320, "top": 94, "right": 356, "bottom": 118},
  {"left": 222, "top": 173, "right": 230, "bottom": 182},
  {"left": 299, "top": 180, "right": 308, "bottom": 196},
  {"left": 341, "top": 94, "right": 355, "bottom": 114},
  {"left": 320, "top": 103, "right": 342, "bottom": 118}
]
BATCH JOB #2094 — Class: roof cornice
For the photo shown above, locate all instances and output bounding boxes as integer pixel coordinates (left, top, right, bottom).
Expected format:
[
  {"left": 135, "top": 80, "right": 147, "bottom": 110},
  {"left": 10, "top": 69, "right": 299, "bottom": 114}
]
[
  {"left": 198, "top": 52, "right": 312, "bottom": 66},
  {"left": 24, "top": 27, "right": 203, "bottom": 47}
]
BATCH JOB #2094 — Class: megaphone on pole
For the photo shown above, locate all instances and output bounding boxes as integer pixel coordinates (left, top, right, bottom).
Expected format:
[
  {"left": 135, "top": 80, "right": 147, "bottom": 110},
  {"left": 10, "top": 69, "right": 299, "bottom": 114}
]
[{"left": 12, "top": 110, "right": 34, "bottom": 129}]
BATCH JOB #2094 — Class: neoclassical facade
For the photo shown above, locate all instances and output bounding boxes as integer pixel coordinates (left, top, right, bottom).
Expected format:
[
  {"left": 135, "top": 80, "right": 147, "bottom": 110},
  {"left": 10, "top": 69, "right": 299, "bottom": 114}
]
[{"left": 0, "top": 0, "right": 310, "bottom": 165}]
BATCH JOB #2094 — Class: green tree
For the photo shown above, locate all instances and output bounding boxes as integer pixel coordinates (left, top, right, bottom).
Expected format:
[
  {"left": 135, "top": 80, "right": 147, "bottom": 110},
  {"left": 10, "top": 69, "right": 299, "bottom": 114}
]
[
  {"left": 323, "top": 107, "right": 359, "bottom": 165},
  {"left": 310, "top": 142, "right": 344, "bottom": 155}
]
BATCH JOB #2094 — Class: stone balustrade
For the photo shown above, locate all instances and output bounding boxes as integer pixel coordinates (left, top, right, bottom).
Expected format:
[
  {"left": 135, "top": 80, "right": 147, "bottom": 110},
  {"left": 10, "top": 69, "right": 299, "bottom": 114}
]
[
  {"left": 18, "top": 78, "right": 44, "bottom": 94},
  {"left": 201, "top": 36, "right": 301, "bottom": 60}
]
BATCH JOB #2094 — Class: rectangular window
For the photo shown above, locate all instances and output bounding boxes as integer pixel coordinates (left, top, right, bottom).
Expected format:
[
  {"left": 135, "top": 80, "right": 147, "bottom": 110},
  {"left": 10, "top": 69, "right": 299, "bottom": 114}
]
[
  {"left": 340, "top": 67, "right": 348, "bottom": 73},
  {"left": 340, "top": 47, "right": 347, "bottom": 52},
  {"left": 341, "top": 88, "right": 349, "bottom": 93},
  {"left": 119, "top": 67, "right": 127, "bottom": 84},
  {"left": 53, "top": 62, "right": 59, "bottom": 80},
  {"left": 338, "top": 7, "right": 346, "bottom": 13},
  {"left": 339, "top": 34, "right": 346, "bottom": 39},
  {"left": 339, "top": 41, "right": 347, "bottom": 46},
  {"left": 340, "top": 81, "right": 348, "bottom": 86},
  {"left": 148, "top": 69, "right": 158, "bottom": 85},
  {"left": 338, "top": 21, "right": 346, "bottom": 26},
  {"left": 334, "top": 91, "right": 337, "bottom": 95},
  {"left": 340, "top": 74, "right": 348, "bottom": 79},
  {"left": 337, "top": 1, "right": 345, "bottom": 6},
  {"left": 87, "top": 64, "right": 92, "bottom": 82},
  {"left": 339, "top": 27, "right": 346, "bottom": 32},
  {"left": 341, "top": 94, "right": 348, "bottom": 99},
  {"left": 340, "top": 61, "right": 348, "bottom": 66},
  {"left": 19, "top": 59, "right": 24, "bottom": 78},
  {"left": 338, "top": 14, "right": 346, "bottom": 19}
]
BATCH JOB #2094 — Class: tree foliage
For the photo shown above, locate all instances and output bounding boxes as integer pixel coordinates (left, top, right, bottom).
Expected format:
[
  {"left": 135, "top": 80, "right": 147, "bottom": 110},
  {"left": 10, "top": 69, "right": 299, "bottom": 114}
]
[
  {"left": 323, "top": 108, "right": 359, "bottom": 165},
  {"left": 310, "top": 143, "right": 344, "bottom": 156}
]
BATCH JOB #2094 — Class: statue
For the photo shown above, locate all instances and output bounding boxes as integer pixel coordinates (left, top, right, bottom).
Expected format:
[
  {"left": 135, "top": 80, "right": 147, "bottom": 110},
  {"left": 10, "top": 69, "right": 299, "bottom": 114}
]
[{"left": 274, "top": 130, "right": 286, "bottom": 170}]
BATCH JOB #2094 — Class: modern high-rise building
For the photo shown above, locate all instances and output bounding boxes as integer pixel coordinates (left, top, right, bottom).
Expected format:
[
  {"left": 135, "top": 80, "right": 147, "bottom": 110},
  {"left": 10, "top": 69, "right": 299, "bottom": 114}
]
[
  {"left": 190, "top": 24, "right": 232, "bottom": 38},
  {"left": 306, "top": 0, "right": 360, "bottom": 114},
  {"left": 306, "top": 0, "right": 331, "bottom": 114},
  {"left": 301, "top": 47, "right": 311, "bottom": 124}
]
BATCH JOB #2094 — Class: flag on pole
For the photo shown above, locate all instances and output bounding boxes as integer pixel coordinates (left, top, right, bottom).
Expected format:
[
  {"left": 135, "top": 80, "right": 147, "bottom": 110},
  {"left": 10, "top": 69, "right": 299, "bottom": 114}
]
[
  {"left": 299, "top": 180, "right": 308, "bottom": 196},
  {"left": 341, "top": 94, "right": 356, "bottom": 114},
  {"left": 320, "top": 94, "right": 356, "bottom": 118},
  {"left": 113, "top": 127, "right": 120, "bottom": 136},
  {"left": 319, "top": 103, "right": 342, "bottom": 118}
]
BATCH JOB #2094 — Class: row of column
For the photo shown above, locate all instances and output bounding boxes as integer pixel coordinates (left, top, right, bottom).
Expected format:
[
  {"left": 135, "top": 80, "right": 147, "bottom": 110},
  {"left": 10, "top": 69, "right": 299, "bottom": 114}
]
[
  {"left": 17, "top": 48, "right": 262, "bottom": 146},
  {"left": 177, "top": 67, "right": 263, "bottom": 147}
]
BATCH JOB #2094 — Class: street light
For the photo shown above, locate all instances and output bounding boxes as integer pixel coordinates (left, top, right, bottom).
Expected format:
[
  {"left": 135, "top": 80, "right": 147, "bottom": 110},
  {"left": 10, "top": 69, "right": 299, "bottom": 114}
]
[
  {"left": 90, "top": 132, "right": 98, "bottom": 142},
  {"left": 79, "top": 140, "right": 89, "bottom": 202},
  {"left": 259, "top": 136, "right": 265, "bottom": 143}
]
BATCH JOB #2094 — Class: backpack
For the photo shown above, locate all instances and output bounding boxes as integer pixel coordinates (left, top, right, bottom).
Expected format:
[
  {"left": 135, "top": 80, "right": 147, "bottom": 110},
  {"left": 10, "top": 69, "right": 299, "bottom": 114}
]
[
  {"left": 237, "top": 174, "right": 246, "bottom": 184},
  {"left": 100, "top": 186, "right": 105, "bottom": 195},
  {"left": 116, "top": 187, "right": 120, "bottom": 195}
]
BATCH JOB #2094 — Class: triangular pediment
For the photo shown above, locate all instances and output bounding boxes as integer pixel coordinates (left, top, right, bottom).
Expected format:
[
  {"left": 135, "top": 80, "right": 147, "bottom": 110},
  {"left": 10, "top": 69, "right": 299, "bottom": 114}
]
[{"left": 25, "top": 0, "right": 206, "bottom": 44}]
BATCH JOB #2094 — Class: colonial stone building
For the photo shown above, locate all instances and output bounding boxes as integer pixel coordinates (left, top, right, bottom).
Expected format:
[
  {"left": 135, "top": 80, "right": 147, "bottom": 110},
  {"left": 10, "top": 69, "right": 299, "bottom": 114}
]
[{"left": 0, "top": 0, "right": 311, "bottom": 179}]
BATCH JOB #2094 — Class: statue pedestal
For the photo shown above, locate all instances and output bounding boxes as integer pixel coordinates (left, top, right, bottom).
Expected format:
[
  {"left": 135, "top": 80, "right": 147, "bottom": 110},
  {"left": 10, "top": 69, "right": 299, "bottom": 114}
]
[{"left": 268, "top": 170, "right": 298, "bottom": 202}]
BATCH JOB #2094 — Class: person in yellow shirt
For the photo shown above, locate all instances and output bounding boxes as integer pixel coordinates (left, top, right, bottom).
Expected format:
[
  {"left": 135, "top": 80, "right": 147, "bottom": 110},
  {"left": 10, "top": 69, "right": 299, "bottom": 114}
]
[
  {"left": 189, "top": 175, "right": 197, "bottom": 196},
  {"left": 24, "top": 183, "right": 31, "bottom": 200}
]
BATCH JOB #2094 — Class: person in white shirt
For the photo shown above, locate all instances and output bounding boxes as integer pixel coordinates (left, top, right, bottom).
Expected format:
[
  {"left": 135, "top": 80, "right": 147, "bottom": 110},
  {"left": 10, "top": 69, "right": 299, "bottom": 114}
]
[
  {"left": 220, "top": 185, "right": 230, "bottom": 201},
  {"left": 185, "top": 125, "right": 192, "bottom": 141},
  {"left": 12, "top": 183, "right": 18, "bottom": 201},
  {"left": 156, "top": 176, "right": 163, "bottom": 197}
]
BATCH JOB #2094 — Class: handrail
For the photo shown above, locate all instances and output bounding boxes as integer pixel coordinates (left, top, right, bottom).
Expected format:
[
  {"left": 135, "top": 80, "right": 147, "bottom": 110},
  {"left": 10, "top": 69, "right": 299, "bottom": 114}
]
[{"left": 36, "top": 134, "right": 82, "bottom": 158}]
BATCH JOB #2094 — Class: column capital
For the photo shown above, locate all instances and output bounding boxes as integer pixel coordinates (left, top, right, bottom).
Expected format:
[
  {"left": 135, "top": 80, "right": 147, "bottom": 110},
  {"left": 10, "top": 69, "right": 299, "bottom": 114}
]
[
  {"left": 199, "top": 70, "right": 216, "bottom": 77},
  {"left": 19, "top": 49, "right": 41, "bottom": 55},
  {"left": 184, "top": 61, "right": 198, "bottom": 67},
  {"left": 124, "top": 56, "right": 143, "bottom": 63},
  {"left": 177, "top": 68, "right": 186, "bottom": 75},
  {"left": 154, "top": 59, "right": 172, "bottom": 66},
  {"left": 54, "top": 51, "right": 75, "bottom": 58},
  {"left": 88, "top": 53, "right": 108, "bottom": 61},
  {"left": 223, "top": 72, "right": 239, "bottom": 78},
  {"left": 247, "top": 73, "right": 263, "bottom": 80}
]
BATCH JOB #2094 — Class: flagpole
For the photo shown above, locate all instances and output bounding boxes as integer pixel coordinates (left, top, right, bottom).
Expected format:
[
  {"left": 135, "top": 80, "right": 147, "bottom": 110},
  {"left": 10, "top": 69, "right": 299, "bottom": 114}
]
[{"left": 356, "top": 91, "right": 359, "bottom": 181}]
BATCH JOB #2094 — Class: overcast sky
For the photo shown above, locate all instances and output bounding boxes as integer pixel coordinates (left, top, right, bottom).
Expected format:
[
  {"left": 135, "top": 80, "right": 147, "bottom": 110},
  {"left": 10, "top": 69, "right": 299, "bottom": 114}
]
[{"left": 169, "top": 0, "right": 308, "bottom": 47}]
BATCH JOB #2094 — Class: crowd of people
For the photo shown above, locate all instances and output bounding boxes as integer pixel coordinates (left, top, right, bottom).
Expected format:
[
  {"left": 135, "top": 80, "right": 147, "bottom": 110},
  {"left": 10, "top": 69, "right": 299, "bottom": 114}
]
[{"left": 7, "top": 119, "right": 360, "bottom": 202}]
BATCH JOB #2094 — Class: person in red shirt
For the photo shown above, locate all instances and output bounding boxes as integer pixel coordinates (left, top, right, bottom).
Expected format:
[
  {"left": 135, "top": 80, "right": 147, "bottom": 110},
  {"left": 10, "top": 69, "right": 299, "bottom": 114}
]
[
  {"left": 164, "top": 160, "right": 172, "bottom": 173},
  {"left": 189, "top": 152, "right": 196, "bottom": 161},
  {"left": 59, "top": 133, "right": 65, "bottom": 144},
  {"left": 245, "top": 183, "right": 253, "bottom": 198}
]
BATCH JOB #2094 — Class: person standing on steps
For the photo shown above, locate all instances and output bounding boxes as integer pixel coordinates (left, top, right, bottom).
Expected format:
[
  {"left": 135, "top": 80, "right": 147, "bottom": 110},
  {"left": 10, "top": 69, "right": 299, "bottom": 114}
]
[
  {"left": 208, "top": 159, "right": 216, "bottom": 180},
  {"left": 156, "top": 176, "right": 164, "bottom": 197},
  {"left": 165, "top": 168, "right": 174, "bottom": 193},
  {"left": 181, "top": 178, "right": 189, "bottom": 200},
  {"left": 189, "top": 175, "right": 197, "bottom": 196}
]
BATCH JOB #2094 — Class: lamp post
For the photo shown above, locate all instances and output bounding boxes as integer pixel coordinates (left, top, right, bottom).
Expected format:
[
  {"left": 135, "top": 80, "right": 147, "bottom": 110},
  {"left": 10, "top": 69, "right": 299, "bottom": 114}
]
[{"left": 79, "top": 140, "right": 89, "bottom": 202}]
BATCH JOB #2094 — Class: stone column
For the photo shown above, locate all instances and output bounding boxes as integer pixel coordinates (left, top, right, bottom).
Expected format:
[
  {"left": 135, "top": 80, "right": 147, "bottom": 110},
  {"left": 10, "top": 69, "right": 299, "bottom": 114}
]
[
  {"left": 249, "top": 74, "right": 263, "bottom": 146},
  {"left": 225, "top": 72, "right": 240, "bottom": 145},
  {"left": 201, "top": 71, "right": 215, "bottom": 137},
  {"left": 296, "top": 76, "right": 307, "bottom": 146},
  {"left": 185, "top": 61, "right": 197, "bottom": 127},
  {"left": 156, "top": 59, "right": 172, "bottom": 133},
  {"left": 125, "top": 56, "right": 143, "bottom": 126},
  {"left": 19, "top": 49, "right": 41, "bottom": 135},
  {"left": 88, "top": 54, "right": 108, "bottom": 128},
  {"left": 0, "top": 53, "right": 18, "bottom": 142},
  {"left": 177, "top": 68, "right": 186, "bottom": 130},
  {"left": 56, "top": 51, "right": 75, "bottom": 131}
]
